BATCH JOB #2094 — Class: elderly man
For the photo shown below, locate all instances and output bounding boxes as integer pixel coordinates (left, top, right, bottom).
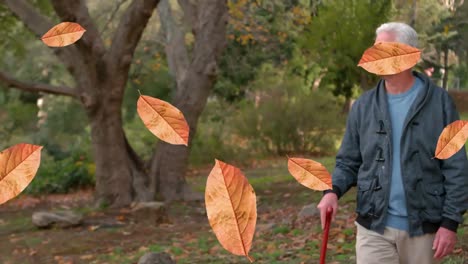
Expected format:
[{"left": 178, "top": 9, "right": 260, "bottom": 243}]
[{"left": 317, "top": 22, "right": 468, "bottom": 264}]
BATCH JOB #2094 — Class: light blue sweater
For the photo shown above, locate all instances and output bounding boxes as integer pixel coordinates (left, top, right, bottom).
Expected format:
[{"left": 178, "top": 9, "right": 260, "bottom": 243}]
[{"left": 385, "top": 75, "right": 423, "bottom": 231}]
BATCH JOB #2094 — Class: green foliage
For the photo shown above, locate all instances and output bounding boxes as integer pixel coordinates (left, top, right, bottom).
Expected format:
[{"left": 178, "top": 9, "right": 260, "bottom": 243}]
[
  {"left": 34, "top": 96, "right": 88, "bottom": 146},
  {"left": 7, "top": 94, "right": 96, "bottom": 194},
  {"left": 301, "top": 0, "right": 392, "bottom": 97},
  {"left": 26, "top": 144, "right": 95, "bottom": 194},
  {"left": 0, "top": 89, "right": 38, "bottom": 149},
  {"left": 215, "top": 0, "right": 310, "bottom": 102},
  {"left": 232, "top": 64, "right": 345, "bottom": 156},
  {"left": 392, "top": 1, "right": 468, "bottom": 90},
  {"left": 124, "top": 48, "right": 174, "bottom": 121},
  {"left": 0, "top": 90, "right": 96, "bottom": 194},
  {"left": 272, "top": 225, "right": 290, "bottom": 235},
  {"left": 190, "top": 99, "right": 254, "bottom": 167},
  {"left": 455, "top": 3, "right": 468, "bottom": 61},
  {"left": 452, "top": 63, "right": 468, "bottom": 89},
  {"left": 393, "top": 0, "right": 450, "bottom": 39}
]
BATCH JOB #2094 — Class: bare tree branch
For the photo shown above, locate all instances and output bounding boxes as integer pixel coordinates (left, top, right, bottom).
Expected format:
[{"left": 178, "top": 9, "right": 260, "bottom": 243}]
[
  {"left": 0, "top": 71, "right": 79, "bottom": 98},
  {"left": 189, "top": 0, "right": 228, "bottom": 78},
  {"left": 99, "top": 0, "right": 131, "bottom": 34},
  {"left": 178, "top": 0, "right": 197, "bottom": 28},
  {"left": 4, "top": 0, "right": 53, "bottom": 38},
  {"left": 158, "top": 0, "right": 189, "bottom": 87},
  {"left": 172, "top": 0, "right": 228, "bottom": 101},
  {"left": 50, "top": 0, "right": 106, "bottom": 58},
  {"left": 107, "top": 0, "right": 160, "bottom": 73}
]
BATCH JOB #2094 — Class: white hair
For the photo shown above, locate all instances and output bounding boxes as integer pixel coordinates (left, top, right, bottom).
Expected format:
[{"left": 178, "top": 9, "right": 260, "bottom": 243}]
[{"left": 376, "top": 22, "right": 418, "bottom": 48}]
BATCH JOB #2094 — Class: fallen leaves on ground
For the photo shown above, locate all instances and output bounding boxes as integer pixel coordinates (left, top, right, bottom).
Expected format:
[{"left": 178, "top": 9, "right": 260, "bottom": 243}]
[{"left": 1, "top": 161, "right": 466, "bottom": 263}]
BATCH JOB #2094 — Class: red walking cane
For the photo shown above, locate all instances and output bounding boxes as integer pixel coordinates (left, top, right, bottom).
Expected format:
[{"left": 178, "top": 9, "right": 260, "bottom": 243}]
[{"left": 320, "top": 207, "right": 333, "bottom": 264}]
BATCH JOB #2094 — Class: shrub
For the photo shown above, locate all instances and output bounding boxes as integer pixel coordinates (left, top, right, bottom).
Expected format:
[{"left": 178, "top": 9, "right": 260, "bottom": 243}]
[
  {"left": 26, "top": 141, "right": 95, "bottom": 194},
  {"left": 232, "top": 69, "right": 345, "bottom": 156},
  {"left": 190, "top": 99, "right": 254, "bottom": 167}
]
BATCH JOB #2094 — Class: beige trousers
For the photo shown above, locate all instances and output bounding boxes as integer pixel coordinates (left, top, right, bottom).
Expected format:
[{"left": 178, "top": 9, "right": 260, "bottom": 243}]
[{"left": 355, "top": 222, "right": 440, "bottom": 264}]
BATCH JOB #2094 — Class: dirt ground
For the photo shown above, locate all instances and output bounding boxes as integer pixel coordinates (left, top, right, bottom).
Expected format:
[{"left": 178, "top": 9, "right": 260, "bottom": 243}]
[{"left": 1, "top": 162, "right": 467, "bottom": 264}]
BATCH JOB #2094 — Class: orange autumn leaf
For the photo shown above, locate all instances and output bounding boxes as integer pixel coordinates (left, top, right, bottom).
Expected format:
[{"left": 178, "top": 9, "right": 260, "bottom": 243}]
[
  {"left": 288, "top": 157, "right": 332, "bottom": 191},
  {"left": 358, "top": 42, "right": 421, "bottom": 75},
  {"left": 0, "top": 143, "right": 42, "bottom": 205},
  {"left": 434, "top": 120, "right": 468, "bottom": 159},
  {"left": 137, "top": 95, "right": 189, "bottom": 146},
  {"left": 41, "top": 22, "right": 86, "bottom": 47},
  {"left": 205, "top": 159, "right": 256, "bottom": 263}
]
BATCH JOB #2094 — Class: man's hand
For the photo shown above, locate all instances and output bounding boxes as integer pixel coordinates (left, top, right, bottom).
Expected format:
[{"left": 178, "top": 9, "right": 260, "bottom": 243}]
[
  {"left": 317, "top": 192, "right": 338, "bottom": 229},
  {"left": 433, "top": 227, "right": 457, "bottom": 260}
]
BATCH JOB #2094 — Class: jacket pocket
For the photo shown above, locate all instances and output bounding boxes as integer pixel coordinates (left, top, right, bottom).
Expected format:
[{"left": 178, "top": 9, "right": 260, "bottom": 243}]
[
  {"left": 356, "top": 179, "right": 374, "bottom": 216},
  {"left": 421, "top": 183, "right": 445, "bottom": 223},
  {"left": 424, "top": 183, "right": 445, "bottom": 208}
]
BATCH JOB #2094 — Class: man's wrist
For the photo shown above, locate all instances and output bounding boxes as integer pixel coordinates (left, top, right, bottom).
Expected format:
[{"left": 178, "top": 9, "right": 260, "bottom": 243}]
[
  {"left": 323, "top": 185, "right": 342, "bottom": 199},
  {"left": 440, "top": 217, "right": 459, "bottom": 233}
]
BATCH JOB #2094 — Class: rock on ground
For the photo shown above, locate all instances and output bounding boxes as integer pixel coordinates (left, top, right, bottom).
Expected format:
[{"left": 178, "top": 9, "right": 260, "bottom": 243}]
[
  {"left": 131, "top": 202, "right": 169, "bottom": 224},
  {"left": 298, "top": 203, "right": 319, "bottom": 219},
  {"left": 138, "top": 252, "right": 175, "bottom": 264},
  {"left": 32, "top": 211, "right": 83, "bottom": 228},
  {"left": 256, "top": 223, "right": 276, "bottom": 235}
]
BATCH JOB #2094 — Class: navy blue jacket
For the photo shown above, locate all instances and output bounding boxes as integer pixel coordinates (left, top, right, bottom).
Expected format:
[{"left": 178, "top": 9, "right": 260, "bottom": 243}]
[{"left": 329, "top": 71, "right": 468, "bottom": 236}]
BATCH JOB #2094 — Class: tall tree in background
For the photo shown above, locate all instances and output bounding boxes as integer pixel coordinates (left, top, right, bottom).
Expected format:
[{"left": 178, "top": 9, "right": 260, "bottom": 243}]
[
  {"left": 213, "top": 0, "right": 311, "bottom": 102},
  {"left": 412, "top": 0, "right": 466, "bottom": 89},
  {"left": 454, "top": 0, "right": 467, "bottom": 61},
  {"left": 393, "top": 0, "right": 449, "bottom": 33},
  {"left": 426, "top": 19, "right": 461, "bottom": 89},
  {"left": 0, "top": 0, "right": 228, "bottom": 207}
]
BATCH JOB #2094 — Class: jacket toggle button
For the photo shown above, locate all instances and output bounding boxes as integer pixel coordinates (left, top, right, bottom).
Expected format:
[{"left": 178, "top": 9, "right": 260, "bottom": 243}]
[
  {"left": 367, "top": 212, "right": 380, "bottom": 218},
  {"left": 375, "top": 147, "right": 385, "bottom": 162},
  {"left": 376, "top": 120, "right": 386, "bottom": 134}
]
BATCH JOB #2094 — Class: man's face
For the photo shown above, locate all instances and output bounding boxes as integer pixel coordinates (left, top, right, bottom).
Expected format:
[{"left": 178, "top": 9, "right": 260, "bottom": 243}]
[{"left": 375, "top": 31, "right": 396, "bottom": 44}]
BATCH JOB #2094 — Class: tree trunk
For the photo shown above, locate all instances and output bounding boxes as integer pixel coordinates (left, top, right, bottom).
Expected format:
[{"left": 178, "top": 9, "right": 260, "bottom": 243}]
[
  {"left": 150, "top": 0, "right": 228, "bottom": 201},
  {"left": 150, "top": 143, "right": 191, "bottom": 201},
  {"left": 88, "top": 84, "right": 152, "bottom": 207},
  {"left": 443, "top": 46, "right": 449, "bottom": 90},
  {"left": 89, "top": 101, "right": 131, "bottom": 207},
  {"left": 410, "top": 0, "right": 417, "bottom": 28},
  {"left": 150, "top": 71, "right": 215, "bottom": 201},
  {"left": 360, "top": 71, "right": 369, "bottom": 90},
  {"left": 342, "top": 97, "right": 353, "bottom": 113}
]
